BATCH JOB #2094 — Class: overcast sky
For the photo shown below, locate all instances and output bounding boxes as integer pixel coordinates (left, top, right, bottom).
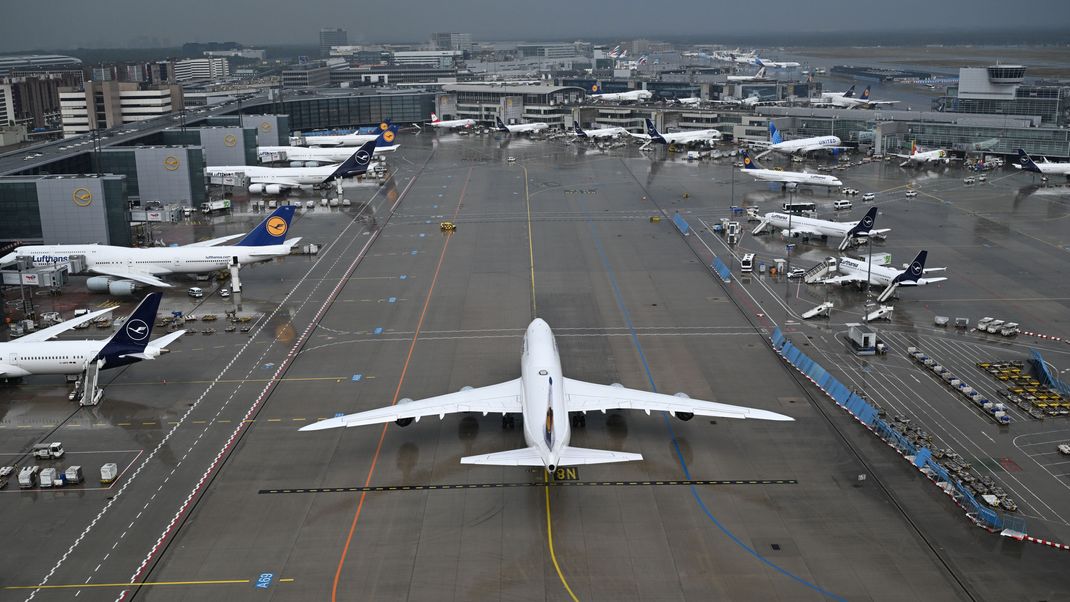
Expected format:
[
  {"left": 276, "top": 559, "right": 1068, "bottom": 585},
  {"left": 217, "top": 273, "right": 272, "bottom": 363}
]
[{"left": 2, "top": 0, "right": 1066, "bottom": 52}]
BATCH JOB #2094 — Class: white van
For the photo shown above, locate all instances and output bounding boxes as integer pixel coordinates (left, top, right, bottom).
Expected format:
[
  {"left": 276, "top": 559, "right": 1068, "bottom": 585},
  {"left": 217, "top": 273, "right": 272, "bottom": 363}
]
[
  {"left": 187, "top": 287, "right": 204, "bottom": 298},
  {"left": 740, "top": 253, "right": 755, "bottom": 273},
  {"left": 833, "top": 199, "right": 853, "bottom": 211}
]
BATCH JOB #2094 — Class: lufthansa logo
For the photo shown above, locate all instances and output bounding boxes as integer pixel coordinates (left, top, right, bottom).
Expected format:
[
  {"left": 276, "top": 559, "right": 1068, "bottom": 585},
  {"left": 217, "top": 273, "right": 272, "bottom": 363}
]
[
  {"left": 72, "top": 187, "right": 93, "bottom": 207},
  {"left": 259, "top": 121, "right": 272, "bottom": 132},
  {"left": 163, "top": 155, "right": 180, "bottom": 171},
  {"left": 911, "top": 263, "right": 923, "bottom": 275},
  {"left": 379, "top": 122, "right": 389, "bottom": 131},
  {"left": 224, "top": 134, "right": 238, "bottom": 147},
  {"left": 355, "top": 150, "right": 371, "bottom": 163},
  {"left": 862, "top": 217, "right": 873, "bottom": 227},
  {"left": 125, "top": 318, "right": 150, "bottom": 342},
  {"left": 591, "top": 84, "right": 598, "bottom": 92},
  {"left": 382, "top": 130, "right": 395, "bottom": 143},
  {"left": 266, "top": 216, "right": 288, "bottom": 237}
]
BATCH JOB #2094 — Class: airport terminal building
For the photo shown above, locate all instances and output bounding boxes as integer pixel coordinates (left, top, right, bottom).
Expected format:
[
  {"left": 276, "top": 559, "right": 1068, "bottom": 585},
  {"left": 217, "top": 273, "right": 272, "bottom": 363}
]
[{"left": 438, "top": 84, "right": 586, "bottom": 127}]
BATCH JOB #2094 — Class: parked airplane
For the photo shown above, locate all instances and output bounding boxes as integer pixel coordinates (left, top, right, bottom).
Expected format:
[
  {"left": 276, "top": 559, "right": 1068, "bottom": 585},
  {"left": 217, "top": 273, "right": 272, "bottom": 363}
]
[
  {"left": 494, "top": 116, "right": 549, "bottom": 134},
  {"left": 823, "top": 250, "right": 946, "bottom": 303},
  {"left": 1015, "top": 149, "right": 1070, "bottom": 178},
  {"left": 208, "top": 140, "right": 376, "bottom": 195},
  {"left": 894, "top": 141, "right": 958, "bottom": 167},
  {"left": 572, "top": 122, "right": 630, "bottom": 140},
  {"left": 726, "top": 66, "right": 768, "bottom": 82},
  {"left": 813, "top": 85, "right": 897, "bottom": 109},
  {"left": 294, "top": 121, "right": 393, "bottom": 147},
  {"left": 301, "top": 318, "right": 792, "bottom": 472},
  {"left": 0, "top": 292, "right": 183, "bottom": 379},
  {"left": 0, "top": 206, "right": 301, "bottom": 291},
  {"left": 428, "top": 112, "right": 476, "bottom": 129},
  {"left": 670, "top": 96, "right": 704, "bottom": 107},
  {"left": 590, "top": 86, "right": 654, "bottom": 103},
  {"left": 261, "top": 126, "right": 399, "bottom": 165},
  {"left": 740, "top": 150, "right": 843, "bottom": 189},
  {"left": 759, "top": 207, "right": 888, "bottom": 251},
  {"left": 752, "top": 122, "right": 843, "bottom": 156},
  {"left": 644, "top": 118, "right": 720, "bottom": 147}
]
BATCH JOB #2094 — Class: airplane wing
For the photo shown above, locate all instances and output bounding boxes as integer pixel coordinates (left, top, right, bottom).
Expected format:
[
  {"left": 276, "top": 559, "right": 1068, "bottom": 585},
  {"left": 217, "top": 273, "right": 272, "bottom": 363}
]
[
  {"left": 17, "top": 307, "right": 117, "bottom": 343},
  {"left": 0, "top": 364, "right": 19, "bottom": 377},
  {"left": 252, "top": 177, "right": 303, "bottom": 189},
  {"left": 183, "top": 233, "right": 245, "bottom": 247},
  {"left": 247, "top": 237, "right": 302, "bottom": 256},
  {"left": 562, "top": 377, "right": 791, "bottom": 421},
  {"left": 300, "top": 378, "right": 523, "bottom": 431},
  {"left": 90, "top": 266, "right": 173, "bottom": 288},
  {"left": 822, "top": 274, "right": 867, "bottom": 285}
]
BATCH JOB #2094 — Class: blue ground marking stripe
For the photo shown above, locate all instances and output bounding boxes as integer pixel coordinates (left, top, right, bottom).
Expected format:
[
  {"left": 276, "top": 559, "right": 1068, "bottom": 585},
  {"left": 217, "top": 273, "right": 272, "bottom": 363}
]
[{"left": 580, "top": 202, "right": 846, "bottom": 602}]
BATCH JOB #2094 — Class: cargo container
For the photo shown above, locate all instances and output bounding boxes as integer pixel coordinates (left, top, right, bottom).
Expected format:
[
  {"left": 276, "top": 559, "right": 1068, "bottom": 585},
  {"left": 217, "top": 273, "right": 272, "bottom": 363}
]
[{"left": 100, "top": 463, "right": 118, "bottom": 484}]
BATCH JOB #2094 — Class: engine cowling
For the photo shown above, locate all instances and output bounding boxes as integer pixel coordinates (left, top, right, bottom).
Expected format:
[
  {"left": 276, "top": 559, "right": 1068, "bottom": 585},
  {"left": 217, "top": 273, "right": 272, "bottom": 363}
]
[
  {"left": 781, "top": 229, "right": 800, "bottom": 238},
  {"left": 673, "top": 393, "right": 694, "bottom": 421},
  {"left": 289, "top": 161, "right": 304, "bottom": 168},
  {"left": 248, "top": 183, "right": 266, "bottom": 194},
  {"left": 86, "top": 276, "right": 137, "bottom": 296},
  {"left": 395, "top": 397, "right": 414, "bottom": 427},
  {"left": 304, "top": 161, "right": 321, "bottom": 168},
  {"left": 86, "top": 276, "right": 113, "bottom": 292},
  {"left": 264, "top": 184, "right": 283, "bottom": 195}
]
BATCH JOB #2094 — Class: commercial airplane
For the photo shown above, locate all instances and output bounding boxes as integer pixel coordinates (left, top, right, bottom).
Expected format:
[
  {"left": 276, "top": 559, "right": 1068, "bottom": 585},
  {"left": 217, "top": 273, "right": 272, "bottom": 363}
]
[
  {"left": 572, "top": 123, "right": 630, "bottom": 140},
  {"left": 670, "top": 96, "right": 704, "bottom": 107},
  {"left": 0, "top": 206, "right": 301, "bottom": 291},
  {"left": 0, "top": 292, "right": 183, "bottom": 379},
  {"left": 428, "top": 112, "right": 476, "bottom": 129},
  {"left": 894, "top": 141, "right": 958, "bottom": 167},
  {"left": 1015, "top": 149, "right": 1070, "bottom": 178},
  {"left": 834, "top": 86, "right": 898, "bottom": 109},
  {"left": 823, "top": 250, "right": 947, "bottom": 303},
  {"left": 726, "top": 66, "right": 768, "bottom": 82},
  {"left": 294, "top": 121, "right": 393, "bottom": 147},
  {"left": 494, "top": 116, "right": 549, "bottom": 134},
  {"left": 758, "top": 207, "right": 888, "bottom": 251},
  {"left": 753, "top": 58, "right": 800, "bottom": 69},
  {"left": 739, "top": 150, "right": 843, "bottom": 189},
  {"left": 752, "top": 122, "right": 843, "bottom": 156},
  {"left": 261, "top": 126, "right": 399, "bottom": 165},
  {"left": 644, "top": 118, "right": 720, "bottom": 147},
  {"left": 300, "top": 318, "right": 792, "bottom": 472},
  {"left": 589, "top": 86, "right": 654, "bottom": 103},
  {"left": 207, "top": 139, "right": 376, "bottom": 195}
]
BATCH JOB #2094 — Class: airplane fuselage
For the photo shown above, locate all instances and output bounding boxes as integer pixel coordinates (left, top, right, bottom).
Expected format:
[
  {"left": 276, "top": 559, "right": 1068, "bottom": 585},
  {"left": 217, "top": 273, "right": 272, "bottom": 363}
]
[
  {"left": 294, "top": 133, "right": 378, "bottom": 147},
  {"left": 206, "top": 164, "right": 338, "bottom": 186},
  {"left": 0, "top": 340, "right": 103, "bottom": 377},
  {"left": 654, "top": 129, "right": 721, "bottom": 145},
  {"left": 259, "top": 146, "right": 395, "bottom": 163},
  {"left": 836, "top": 257, "right": 898, "bottom": 287},
  {"left": 431, "top": 119, "right": 476, "bottom": 129},
  {"left": 592, "top": 91, "right": 652, "bottom": 102},
  {"left": 8, "top": 244, "right": 291, "bottom": 277},
  {"left": 576, "top": 127, "right": 629, "bottom": 139},
  {"left": 744, "top": 168, "right": 842, "bottom": 187},
  {"left": 769, "top": 136, "right": 841, "bottom": 155},
  {"left": 766, "top": 213, "right": 853, "bottom": 237},
  {"left": 520, "top": 319, "right": 569, "bottom": 471}
]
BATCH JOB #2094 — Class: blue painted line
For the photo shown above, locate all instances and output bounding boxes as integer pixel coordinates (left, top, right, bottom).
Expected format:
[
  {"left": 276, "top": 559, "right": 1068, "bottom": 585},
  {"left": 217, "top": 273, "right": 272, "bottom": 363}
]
[
  {"left": 373, "top": 327, "right": 383, "bottom": 335},
  {"left": 388, "top": 296, "right": 397, "bottom": 303},
  {"left": 352, "top": 374, "right": 363, "bottom": 382},
  {"left": 579, "top": 203, "right": 845, "bottom": 602},
  {"left": 256, "top": 573, "right": 274, "bottom": 590}
]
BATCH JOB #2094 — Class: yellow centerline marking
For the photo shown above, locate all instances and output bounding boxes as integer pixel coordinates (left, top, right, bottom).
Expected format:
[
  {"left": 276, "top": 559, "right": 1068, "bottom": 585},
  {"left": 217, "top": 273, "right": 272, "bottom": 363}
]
[
  {"left": 3, "top": 578, "right": 276, "bottom": 590},
  {"left": 544, "top": 471, "right": 579, "bottom": 601},
  {"left": 523, "top": 164, "right": 537, "bottom": 318}
]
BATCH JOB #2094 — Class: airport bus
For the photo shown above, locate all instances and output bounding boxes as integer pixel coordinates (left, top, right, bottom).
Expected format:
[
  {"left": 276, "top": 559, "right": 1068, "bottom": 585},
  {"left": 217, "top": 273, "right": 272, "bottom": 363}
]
[
  {"left": 782, "top": 201, "right": 817, "bottom": 215},
  {"left": 740, "top": 253, "right": 755, "bottom": 273}
]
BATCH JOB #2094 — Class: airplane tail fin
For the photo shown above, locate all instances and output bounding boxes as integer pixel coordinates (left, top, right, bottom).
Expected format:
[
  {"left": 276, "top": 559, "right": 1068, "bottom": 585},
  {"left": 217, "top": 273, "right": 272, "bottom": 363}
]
[
  {"left": 846, "top": 207, "right": 878, "bottom": 239},
  {"left": 375, "top": 124, "right": 398, "bottom": 148},
  {"left": 96, "top": 292, "right": 162, "bottom": 365},
  {"left": 740, "top": 149, "right": 759, "bottom": 169},
  {"left": 1017, "top": 148, "right": 1041, "bottom": 172},
  {"left": 430, "top": 112, "right": 441, "bottom": 123},
  {"left": 590, "top": 83, "right": 601, "bottom": 94},
  {"left": 860, "top": 85, "right": 871, "bottom": 100},
  {"left": 644, "top": 118, "right": 666, "bottom": 144},
  {"left": 495, "top": 116, "right": 509, "bottom": 131},
  {"left": 573, "top": 122, "right": 587, "bottom": 137},
  {"left": 324, "top": 139, "right": 376, "bottom": 182},
  {"left": 237, "top": 205, "right": 297, "bottom": 247},
  {"left": 893, "top": 250, "right": 927, "bottom": 285},
  {"left": 768, "top": 121, "right": 783, "bottom": 145},
  {"left": 843, "top": 84, "right": 856, "bottom": 98},
  {"left": 755, "top": 66, "right": 767, "bottom": 78},
  {"left": 911, "top": 140, "right": 917, "bottom": 155}
]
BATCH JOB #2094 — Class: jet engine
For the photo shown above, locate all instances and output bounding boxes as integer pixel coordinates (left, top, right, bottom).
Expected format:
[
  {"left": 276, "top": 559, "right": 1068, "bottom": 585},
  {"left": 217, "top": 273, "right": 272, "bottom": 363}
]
[
  {"left": 395, "top": 397, "right": 414, "bottom": 427},
  {"left": 86, "top": 276, "right": 138, "bottom": 296},
  {"left": 673, "top": 393, "right": 694, "bottom": 421},
  {"left": 264, "top": 184, "right": 284, "bottom": 195},
  {"left": 248, "top": 183, "right": 266, "bottom": 194}
]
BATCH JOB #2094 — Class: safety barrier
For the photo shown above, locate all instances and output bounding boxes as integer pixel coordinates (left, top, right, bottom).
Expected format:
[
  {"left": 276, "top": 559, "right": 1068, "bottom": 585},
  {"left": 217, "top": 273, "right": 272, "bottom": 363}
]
[
  {"left": 1031, "top": 349, "right": 1070, "bottom": 397},
  {"left": 770, "top": 327, "right": 1021, "bottom": 535},
  {"left": 672, "top": 213, "right": 690, "bottom": 235},
  {"left": 712, "top": 257, "right": 732, "bottom": 283}
]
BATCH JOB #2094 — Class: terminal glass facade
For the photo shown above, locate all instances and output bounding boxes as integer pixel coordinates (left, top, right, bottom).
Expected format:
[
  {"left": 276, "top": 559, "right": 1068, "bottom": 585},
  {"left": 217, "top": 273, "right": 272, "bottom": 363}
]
[
  {"left": 0, "top": 181, "right": 42, "bottom": 241},
  {"left": 255, "top": 94, "right": 434, "bottom": 131}
]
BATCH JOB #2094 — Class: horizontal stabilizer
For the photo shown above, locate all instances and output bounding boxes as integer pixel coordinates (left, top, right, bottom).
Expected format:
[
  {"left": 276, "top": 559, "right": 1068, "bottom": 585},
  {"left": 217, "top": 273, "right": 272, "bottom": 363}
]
[
  {"left": 557, "top": 446, "right": 643, "bottom": 466},
  {"left": 461, "top": 447, "right": 543, "bottom": 466}
]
